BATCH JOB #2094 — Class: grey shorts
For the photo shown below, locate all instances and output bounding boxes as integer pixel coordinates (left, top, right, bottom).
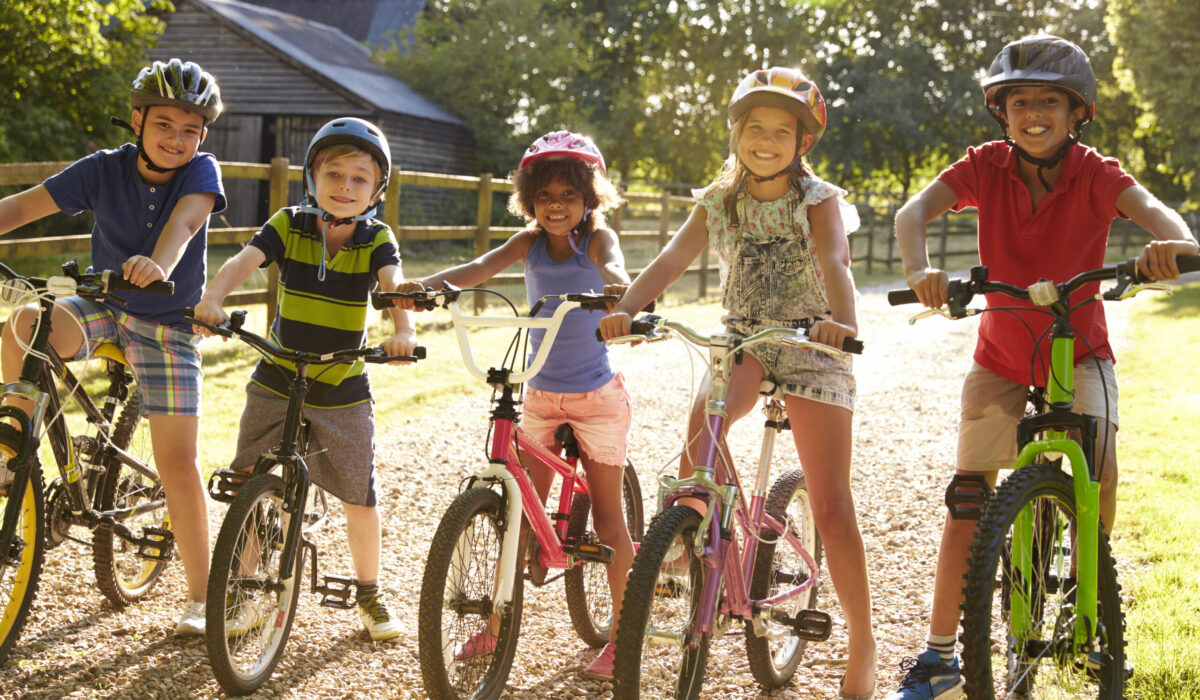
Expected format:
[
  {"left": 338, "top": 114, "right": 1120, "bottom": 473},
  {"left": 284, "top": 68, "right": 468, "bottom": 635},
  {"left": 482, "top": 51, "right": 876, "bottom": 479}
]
[
  {"left": 957, "top": 360, "right": 1118, "bottom": 472},
  {"left": 231, "top": 382, "right": 378, "bottom": 506},
  {"left": 723, "top": 317, "right": 856, "bottom": 411}
]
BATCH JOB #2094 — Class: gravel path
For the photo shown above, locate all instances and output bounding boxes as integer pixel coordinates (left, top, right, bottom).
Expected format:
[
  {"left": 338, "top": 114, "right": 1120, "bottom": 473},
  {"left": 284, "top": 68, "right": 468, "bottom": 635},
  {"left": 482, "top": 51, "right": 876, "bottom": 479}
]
[{"left": 0, "top": 285, "right": 1133, "bottom": 699}]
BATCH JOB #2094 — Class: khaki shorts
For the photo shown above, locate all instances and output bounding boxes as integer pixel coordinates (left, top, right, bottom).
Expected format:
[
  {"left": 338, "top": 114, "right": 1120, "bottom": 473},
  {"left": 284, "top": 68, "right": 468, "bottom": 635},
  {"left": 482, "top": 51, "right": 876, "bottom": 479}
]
[
  {"left": 522, "top": 373, "right": 631, "bottom": 467},
  {"left": 957, "top": 360, "right": 1118, "bottom": 472}
]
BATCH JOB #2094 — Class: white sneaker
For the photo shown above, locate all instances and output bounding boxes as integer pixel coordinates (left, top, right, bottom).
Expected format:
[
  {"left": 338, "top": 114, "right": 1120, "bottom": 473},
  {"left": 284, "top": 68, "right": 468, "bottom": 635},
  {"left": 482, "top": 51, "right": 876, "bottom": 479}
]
[
  {"left": 358, "top": 594, "right": 402, "bottom": 642},
  {"left": 175, "top": 601, "right": 206, "bottom": 636},
  {"left": 0, "top": 452, "right": 14, "bottom": 488},
  {"left": 226, "top": 596, "right": 267, "bottom": 637}
]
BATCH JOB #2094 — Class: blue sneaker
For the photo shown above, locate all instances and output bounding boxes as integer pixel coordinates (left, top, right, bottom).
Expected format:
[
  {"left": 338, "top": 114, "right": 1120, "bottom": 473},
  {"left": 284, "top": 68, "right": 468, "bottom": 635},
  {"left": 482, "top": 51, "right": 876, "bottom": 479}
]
[{"left": 885, "top": 649, "right": 964, "bottom": 700}]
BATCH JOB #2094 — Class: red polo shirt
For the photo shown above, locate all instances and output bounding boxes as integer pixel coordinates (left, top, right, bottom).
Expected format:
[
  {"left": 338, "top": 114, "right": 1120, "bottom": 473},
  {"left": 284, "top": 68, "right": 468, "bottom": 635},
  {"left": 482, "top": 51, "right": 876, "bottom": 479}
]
[{"left": 937, "top": 141, "right": 1137, "bottom": 386}]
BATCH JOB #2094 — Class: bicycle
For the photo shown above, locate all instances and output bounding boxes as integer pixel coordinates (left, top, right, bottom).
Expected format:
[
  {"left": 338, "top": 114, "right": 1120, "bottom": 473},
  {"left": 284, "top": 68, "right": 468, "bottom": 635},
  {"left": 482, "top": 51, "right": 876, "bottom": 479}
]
[
  {"left": 601, "top": 313, "right": 863, "bottom": 699},
  {"left": 0, "top": 260, "right": 179, "bottom": 663},
  {"left": 888, "top": 254, "right": 1200, "bottom": 699},
  {"left": 185, "top": 308, "right": 425, "bottom": 696},
  {"left": 373, "top": 284, "right": 645, "bottom": 700}
]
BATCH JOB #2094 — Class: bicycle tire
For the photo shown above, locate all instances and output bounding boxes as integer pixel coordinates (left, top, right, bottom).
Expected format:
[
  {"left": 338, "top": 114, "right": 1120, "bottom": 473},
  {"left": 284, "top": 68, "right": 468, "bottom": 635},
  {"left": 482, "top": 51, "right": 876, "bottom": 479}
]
[
  {"left": 564, "top": 460, "right": 644, "bottom": 647},
  {"left": 93, "top": 390, "right": 171, "bottom": 605},
  {"left": 961, "top": 463, "right": 1125, "bottom": 699},
  {"left": 418, "top": 487, "right": 523, "bottom": 700},
  {"left": 206, "top": 474, "right": 304, "bottom": 696},
  {"left": 612, "top": 504, "right": 709, "bottom": 700},
  {"left": 0, "top": 424, "right": 46, "bottom": 665},
  {"left": 745, "top": 468, "right": 823, "bottom": 688}
]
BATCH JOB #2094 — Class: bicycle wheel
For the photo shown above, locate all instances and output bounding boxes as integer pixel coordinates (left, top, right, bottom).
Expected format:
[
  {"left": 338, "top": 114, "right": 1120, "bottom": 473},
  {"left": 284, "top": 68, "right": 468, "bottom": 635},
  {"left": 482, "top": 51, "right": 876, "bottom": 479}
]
[
  {"left": 613, "top": 504, "right": 710, "bottom": 700},
  {"left": 745, "top": 468, "right": 823, "bottom": 688},
  {"left": 961, "top": 463, "right": 1125, "bottom": 699},
  {"left": 93, "top": 390, "right": 171, "bottom": 605},
  {"left": 564, "top": 459, "right": 645, "bottom": 647},
  {"left": 418, "top": 487, "right": 524, "bottom": 700},
  {"left": 0, "top": 424, "right": 46, "bottom": 665},
  {"left": 206, "top": 474, "right": 303, "bottom": 696}
]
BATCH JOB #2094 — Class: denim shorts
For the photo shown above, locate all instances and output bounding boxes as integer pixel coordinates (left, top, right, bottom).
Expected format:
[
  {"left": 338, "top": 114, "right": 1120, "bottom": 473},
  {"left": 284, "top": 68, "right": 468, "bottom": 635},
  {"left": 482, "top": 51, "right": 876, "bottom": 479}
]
[
  {"left": 957, "top": 360, "right": 1119, "bottom": 472},
  {"left": 60, "top": 297, "right": 203, "bottom": 416},
  {"left": 724, "top": 316, "right": 856, "bottom": 411},
  {"left": 521, "top": 373, "right": 632, "bottom": 467}
]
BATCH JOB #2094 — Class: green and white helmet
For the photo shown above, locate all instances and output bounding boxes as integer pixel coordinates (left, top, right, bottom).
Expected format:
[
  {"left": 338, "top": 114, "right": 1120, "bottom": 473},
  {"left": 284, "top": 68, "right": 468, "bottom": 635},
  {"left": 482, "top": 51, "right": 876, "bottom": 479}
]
[{"left": 131, "top": 59, "right": 223, "bottom": 124}]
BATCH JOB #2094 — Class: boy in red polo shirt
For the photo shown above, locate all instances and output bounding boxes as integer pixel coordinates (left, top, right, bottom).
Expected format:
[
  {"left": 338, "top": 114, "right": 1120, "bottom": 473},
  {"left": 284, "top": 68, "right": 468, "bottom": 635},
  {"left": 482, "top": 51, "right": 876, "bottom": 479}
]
[{"left": 887, "top": 34, "right": 1197, "bottom": 700}]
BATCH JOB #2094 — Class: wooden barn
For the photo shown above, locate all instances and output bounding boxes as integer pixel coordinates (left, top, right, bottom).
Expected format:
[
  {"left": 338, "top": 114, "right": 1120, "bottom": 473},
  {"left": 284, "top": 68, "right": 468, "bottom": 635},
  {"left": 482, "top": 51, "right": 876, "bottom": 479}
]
[{"left": 148, "top": 0, "right": 475, "bottom": 228}]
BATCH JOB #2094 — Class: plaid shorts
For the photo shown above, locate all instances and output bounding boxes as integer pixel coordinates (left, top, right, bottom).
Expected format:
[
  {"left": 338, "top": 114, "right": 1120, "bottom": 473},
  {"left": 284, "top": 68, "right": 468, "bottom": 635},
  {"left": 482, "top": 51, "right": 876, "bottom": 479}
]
[{"left": 59, "top": 297, "right": 203, "bottom": 416}]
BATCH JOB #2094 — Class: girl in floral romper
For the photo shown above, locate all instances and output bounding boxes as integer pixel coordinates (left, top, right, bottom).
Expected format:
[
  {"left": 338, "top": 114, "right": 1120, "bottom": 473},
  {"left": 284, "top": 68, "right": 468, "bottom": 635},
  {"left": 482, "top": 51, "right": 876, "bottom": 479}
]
[{"left": 600, "top": 67, "right": 876, "bottom": 699}]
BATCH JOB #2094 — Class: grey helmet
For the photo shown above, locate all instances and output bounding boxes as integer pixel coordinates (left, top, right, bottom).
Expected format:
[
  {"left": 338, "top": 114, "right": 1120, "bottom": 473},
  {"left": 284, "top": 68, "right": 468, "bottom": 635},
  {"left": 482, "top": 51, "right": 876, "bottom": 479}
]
[
  {"left": 131, "top": 59, "right": 223, "bottom": 124},
  {"left": 981, "top": 34, "right": 1096, "bottom": 128},
  {"left": 300, "top": 117, "right": 392, "bottom": 224}
]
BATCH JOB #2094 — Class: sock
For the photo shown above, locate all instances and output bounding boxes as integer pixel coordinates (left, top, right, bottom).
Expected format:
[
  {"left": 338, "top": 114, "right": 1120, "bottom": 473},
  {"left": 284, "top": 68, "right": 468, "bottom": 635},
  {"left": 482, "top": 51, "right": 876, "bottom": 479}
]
[
  {"left": 355, "top": 580, "right": 378, "bottom": 606},
  {"left": 926, "top": 633, "right": 957, "bottom": 664}
]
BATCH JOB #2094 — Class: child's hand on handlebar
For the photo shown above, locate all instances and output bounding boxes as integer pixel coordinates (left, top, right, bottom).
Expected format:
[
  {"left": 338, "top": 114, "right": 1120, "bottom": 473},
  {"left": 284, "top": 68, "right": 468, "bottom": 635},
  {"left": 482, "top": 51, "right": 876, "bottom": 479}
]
[
  {"left": 809, "top": 320, "right": 857, "bottom": 351},
  {"left": 905, "top": 267, "right": 950, "bottom": 309},
  {"left": 601, "top": 283, "right": 629, "bottom": 312},
  {"left": 598, "top": 311, "right": 633, "bottom": 341},
  {"left": 121, "top": 255, "right": 168, "bottom": 288},
  {"left": 383, "top": 328, "right": 419, "bottom": 364},
  {"left": 1137, "top": 240, "right": 1192, "bottom": 281},
  {"left": 191, "top": 297, "right": 230, "bottom": 338},
  {"left": 387, "top": 281, "right": 428, "bottom": 310}
]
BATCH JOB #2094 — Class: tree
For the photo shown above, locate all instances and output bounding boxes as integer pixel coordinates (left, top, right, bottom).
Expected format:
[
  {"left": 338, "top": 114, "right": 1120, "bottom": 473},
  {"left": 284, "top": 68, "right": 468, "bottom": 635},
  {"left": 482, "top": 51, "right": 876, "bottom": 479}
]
[
  {"left": 1106, "top": 0, "right": 1199, "bottom": 203},
  {"left": 0, "top": 1, "right": 166, "bottom": 163}
]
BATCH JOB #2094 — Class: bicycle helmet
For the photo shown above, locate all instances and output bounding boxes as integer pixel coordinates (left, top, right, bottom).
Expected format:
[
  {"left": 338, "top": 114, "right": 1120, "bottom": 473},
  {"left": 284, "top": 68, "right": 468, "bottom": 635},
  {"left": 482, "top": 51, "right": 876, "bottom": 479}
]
[
  {"left": 301, "top": 117, "right": 392, "bottom": 223},
  {"left": 728, "top": 67, "right": 827, "bottom": 145},
  {"left": 519, "top": 131, "right": 606, "bottom": 174},
  {"left": 981, "top": 34, "right": 1096, "bottom": 128},
  {"left": 130, "top": 59, "right": 223, "bottom": 124}
]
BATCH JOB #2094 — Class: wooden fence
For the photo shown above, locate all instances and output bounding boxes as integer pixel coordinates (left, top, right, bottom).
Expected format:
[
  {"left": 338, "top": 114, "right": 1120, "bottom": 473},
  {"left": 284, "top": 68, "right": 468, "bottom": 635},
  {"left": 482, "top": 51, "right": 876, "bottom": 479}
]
[{"left": 3, "top": 161, "right": 1191, "bottom": 314}]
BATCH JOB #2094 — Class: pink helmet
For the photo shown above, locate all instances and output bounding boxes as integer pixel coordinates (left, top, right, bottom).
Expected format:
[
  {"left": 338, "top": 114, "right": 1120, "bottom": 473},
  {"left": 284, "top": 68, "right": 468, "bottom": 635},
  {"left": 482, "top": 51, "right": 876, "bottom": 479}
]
[
  {"left": 729, "top": 67, "right": 827, "bottom": 145},
  {"left": 519, "top": 130, "right": 606, "bottom": 174}
]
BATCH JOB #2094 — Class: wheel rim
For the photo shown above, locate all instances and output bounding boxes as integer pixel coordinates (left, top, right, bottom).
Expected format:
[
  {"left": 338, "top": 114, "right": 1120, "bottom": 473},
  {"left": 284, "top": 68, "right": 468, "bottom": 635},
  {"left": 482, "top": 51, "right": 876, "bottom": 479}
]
[{"left": 441, "top": 501, "right": 504, "bottom": 693}]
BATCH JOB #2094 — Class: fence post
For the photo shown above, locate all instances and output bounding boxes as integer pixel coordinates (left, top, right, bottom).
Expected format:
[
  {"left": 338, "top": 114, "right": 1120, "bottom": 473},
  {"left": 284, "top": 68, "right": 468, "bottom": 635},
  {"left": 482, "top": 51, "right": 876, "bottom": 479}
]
[
  {"left": 474, "top": 173, "right": 494, "bottom": 313},
  {"left": 266, "top": 157, "right": 290, "bottom": 324},
  {"left": 939, "top": 212, "right": 949, "bottom": 270},
  {"left": 657, "top": 190, "right": 671, "bottom": 251},
  {"left": 886, "top": 203, "right": 896, "bottom": 273},
  {"left": 865, "top": 205, "right": 875, "bottom": 275},
  {"left": 384, "top": 166, "right": 402, "bottom": 248},
  {"left": 612, "top": 198, "right": 624, "bottom": 237}
]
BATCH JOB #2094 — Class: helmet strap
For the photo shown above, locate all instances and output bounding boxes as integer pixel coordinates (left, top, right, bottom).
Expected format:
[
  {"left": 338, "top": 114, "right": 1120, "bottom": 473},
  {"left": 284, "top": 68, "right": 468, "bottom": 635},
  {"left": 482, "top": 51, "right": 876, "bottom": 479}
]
[
  {"left": 1007, "top": 133, "right": 1077, "bottom": 193},
  {"left": 110, "top": 113, "right": 180, "bottom": 175}
]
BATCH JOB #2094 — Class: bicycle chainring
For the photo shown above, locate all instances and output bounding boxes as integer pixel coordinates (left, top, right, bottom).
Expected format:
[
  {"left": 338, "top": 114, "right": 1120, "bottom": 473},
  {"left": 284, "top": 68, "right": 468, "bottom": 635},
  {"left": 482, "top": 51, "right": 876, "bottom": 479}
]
[{"left": 45, "top": 478, "right": 73, "bottom": 549}]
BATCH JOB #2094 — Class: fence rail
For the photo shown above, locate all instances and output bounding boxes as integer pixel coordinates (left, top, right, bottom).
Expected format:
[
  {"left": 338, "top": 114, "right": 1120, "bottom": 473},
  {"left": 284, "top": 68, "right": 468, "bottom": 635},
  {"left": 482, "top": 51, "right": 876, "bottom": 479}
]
[{"left": 3, "top": 160, "right": 1188, "bottom": 314}]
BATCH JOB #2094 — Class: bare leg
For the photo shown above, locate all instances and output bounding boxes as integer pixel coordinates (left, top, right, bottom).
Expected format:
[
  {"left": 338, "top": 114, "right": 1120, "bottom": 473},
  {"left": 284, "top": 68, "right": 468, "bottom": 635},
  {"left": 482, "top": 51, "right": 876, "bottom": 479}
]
[
  {"left": 147, "top": 414, "right": 209, "bottom": 603},
  {"left": 578, "top": 456, "right": 634, "bottom": 643},
  {"left": 343, "top": 502, "right": 381, "bottom": 583},
  {"left": 1, "top": 303, "right": 84, "bottom": 421}
]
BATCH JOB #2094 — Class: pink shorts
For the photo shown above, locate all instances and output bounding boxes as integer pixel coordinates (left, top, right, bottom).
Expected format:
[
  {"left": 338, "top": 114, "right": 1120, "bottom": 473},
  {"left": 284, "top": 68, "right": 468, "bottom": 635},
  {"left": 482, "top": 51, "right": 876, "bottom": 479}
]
[{"left": 522, "top": 373, "right": 631, "bottom": 467}]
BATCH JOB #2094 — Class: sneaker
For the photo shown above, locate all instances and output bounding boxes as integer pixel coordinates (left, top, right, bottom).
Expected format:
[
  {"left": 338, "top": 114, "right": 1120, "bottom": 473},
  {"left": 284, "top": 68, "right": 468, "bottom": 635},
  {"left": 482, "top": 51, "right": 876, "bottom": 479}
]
[
  {"left": 225, "top": 595, "right": 267, "bottom": 637},
  {"left": 454, "top": 630, "right": 497, "bottom": 661},
  {"left": 583, "top": 642, "right": 615, "bottom": 680},
  {"left": 885, "top": 649, "right": 963, "bottom": 700},
  {"left": 357, "top": 593, "right": 402, "bottom": 642},
  {"left": 175, "top": 601, "right": 206, "bottom": 637}
]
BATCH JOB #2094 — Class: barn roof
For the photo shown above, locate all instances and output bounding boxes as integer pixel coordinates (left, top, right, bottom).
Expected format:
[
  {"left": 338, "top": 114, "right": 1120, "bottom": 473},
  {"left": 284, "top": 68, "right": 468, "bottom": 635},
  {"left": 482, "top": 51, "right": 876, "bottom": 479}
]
[
  {"left": 191, "top": 0, "right": 461, "bottom": 125},
  {"left": 235, "top": 0, "right": 424, "bottom": 47}
]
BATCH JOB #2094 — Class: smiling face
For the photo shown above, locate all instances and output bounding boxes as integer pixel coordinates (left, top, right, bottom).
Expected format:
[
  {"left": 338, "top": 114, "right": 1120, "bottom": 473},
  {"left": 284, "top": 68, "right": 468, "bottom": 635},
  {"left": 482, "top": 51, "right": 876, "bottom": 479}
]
[
  {"left": 532, "top": 178, "right": 586, "bottom": 237},
  {"left": 736, "top": 105, "right": 812, "bottom": 179},
  {"left": 1002, "top": 85, "right": 1087, "bottom": 159},
  {"left": 132, "top": 105, "right": 206, "bottom": 179},
  {"left": 310, "top": 150, "right": 382, "bottom": 220}
]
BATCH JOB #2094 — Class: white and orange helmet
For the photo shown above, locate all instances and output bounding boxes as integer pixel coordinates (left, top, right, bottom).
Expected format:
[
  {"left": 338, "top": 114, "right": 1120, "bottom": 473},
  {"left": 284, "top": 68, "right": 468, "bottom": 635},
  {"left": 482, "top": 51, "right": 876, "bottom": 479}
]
[{"left": 728, "top": 67, "right": 827, "bottom": 145}]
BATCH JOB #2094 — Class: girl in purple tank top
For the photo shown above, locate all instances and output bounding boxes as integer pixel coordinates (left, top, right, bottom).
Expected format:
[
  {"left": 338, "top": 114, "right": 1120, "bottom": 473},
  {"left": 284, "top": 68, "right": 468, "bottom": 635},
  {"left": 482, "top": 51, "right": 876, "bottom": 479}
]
[{"left": 405, "top": 131, "right": 633, "bottom": 680}]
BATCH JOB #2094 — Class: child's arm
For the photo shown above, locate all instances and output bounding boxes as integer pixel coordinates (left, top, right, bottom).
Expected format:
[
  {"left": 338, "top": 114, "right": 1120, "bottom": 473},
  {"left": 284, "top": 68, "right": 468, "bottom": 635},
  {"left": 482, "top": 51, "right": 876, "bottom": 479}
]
[
  {"left": 191, "top": 245, "right": 267, "bottom": 335},
  {"left": 1116, "top": 184, "right": 1200, "bottom": 280},
  {"left": 420, "top": 230, "right": 537, "bottom": 289},
  {"left": 807, "top": 197, "right": 858, "bottom": 348},
  {"left": 587, "top": 227, "right": 632, "bottom": 307},
  {"left": 123, "top": 192, "right": 217, "bottom": 287},
  {"left": 599, "top": 204, "right": 709, "bottom": 339},
  {"left": 895, "top": 180, "right": 958, "bottom": 308},
  {"left": 0, "top": 186, "right": 61, "bottom": 237},
  {"left": 377, "top": 263, "right": 418, "bottom": 363}
]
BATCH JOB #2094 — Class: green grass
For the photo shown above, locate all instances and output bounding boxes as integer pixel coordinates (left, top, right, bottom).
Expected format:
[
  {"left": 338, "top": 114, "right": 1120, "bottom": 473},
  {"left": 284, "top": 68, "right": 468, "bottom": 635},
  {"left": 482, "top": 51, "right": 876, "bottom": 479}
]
[{"left": 1113, "top": 282, "right": 1200, "bottom": 699}]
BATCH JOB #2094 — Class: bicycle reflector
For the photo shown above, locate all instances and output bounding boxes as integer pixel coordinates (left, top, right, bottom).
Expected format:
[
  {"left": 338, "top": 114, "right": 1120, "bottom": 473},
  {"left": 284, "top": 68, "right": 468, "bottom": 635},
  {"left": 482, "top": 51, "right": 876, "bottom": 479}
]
[{"left": 1028, "top": 279, "right": 1058, "bottom": 307}]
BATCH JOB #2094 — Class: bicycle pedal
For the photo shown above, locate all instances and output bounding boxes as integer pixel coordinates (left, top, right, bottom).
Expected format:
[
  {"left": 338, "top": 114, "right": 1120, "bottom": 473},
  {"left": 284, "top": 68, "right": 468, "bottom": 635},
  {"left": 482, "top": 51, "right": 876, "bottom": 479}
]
[
  {"left": 316, "top": 574, "right": 356, "bottom": 609},
  {"left": 654, "top": 577, "right": 685, "bottom": 597},
  {"left": 207, "top": 468, "right": 249, "bottom": 503},
  {"left": 568, "top": 541, "right": 615, "bottom": 566},
  {"left": 783, "top": 608, "right": 832, "bottom": 641},
  {"left": 136, "top": 526, "right": 175, "bottom": 562}
]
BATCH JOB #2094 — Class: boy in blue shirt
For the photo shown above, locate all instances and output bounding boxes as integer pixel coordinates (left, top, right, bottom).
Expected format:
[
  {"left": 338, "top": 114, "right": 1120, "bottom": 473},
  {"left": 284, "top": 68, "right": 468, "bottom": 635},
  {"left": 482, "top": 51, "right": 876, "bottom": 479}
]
[{"left": 0, "top": 59, "right": 226, "bottom": 636}]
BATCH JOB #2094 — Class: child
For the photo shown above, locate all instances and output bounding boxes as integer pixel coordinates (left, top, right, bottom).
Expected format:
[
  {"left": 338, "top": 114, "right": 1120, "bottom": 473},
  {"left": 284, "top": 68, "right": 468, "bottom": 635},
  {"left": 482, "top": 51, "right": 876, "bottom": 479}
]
[
  {"left": 403, "top": 130, "right": 633, "bottom": 679},
  {"left": 0, "top": 59, "right": 225, "bottom": 636},
  {"left": 599, "top": 67, "right": 876, "bottom": 699},
  {"left": 888, "top": 35, "right": 1197, "bottom": 700},
  {"left": 191, "top": 117, "right": 417, "bottom": 641}
]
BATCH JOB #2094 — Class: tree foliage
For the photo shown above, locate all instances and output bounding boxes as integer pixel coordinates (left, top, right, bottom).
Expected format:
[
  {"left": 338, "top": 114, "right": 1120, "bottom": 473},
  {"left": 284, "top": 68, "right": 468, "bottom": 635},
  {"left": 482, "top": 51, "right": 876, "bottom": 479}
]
[{"left": 0, "top": 0, "right": 166, "bottom": 163}]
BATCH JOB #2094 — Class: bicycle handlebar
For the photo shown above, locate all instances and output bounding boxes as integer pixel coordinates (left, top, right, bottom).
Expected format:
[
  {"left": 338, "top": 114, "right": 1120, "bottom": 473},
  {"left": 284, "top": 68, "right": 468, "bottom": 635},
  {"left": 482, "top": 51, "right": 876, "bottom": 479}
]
[
  {"left": 887, "top": 255, "right": 1200, "bottom": 316},
  {"left": 183, "top": 308, "right": 426, "bottom": 365},
  {"left": 0, "top": 260, "right": 174, "bottom": 302},
  {"left": 606, "top": 313, "right": 864, "bottom": 356}
]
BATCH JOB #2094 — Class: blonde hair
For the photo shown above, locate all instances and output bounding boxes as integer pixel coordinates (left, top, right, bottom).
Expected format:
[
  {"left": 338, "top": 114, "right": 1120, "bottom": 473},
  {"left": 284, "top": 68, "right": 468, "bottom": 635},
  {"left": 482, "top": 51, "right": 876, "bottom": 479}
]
[
  {"left": 710, "top": 112, "right": 816, "bottom": 228},
  {"left": 507, "top": 157, "right": 623, "bottom": 235},
  {"left": 310, "top": 143, "right": 384, "bottom": 190}
]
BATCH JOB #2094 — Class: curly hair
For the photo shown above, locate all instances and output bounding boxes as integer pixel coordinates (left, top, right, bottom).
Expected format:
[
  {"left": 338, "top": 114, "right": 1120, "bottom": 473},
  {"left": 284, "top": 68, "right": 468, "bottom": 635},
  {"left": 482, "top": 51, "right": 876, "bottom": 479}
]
[{"left": 507, "top": 157, "right": 623, "bottom": 234}]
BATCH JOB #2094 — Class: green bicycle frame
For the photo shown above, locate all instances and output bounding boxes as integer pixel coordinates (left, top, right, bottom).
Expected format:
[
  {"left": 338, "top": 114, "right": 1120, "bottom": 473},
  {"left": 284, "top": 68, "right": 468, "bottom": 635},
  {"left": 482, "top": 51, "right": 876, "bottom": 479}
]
[{"left": 1009, "top": 330, "right": 1101, "bottom": 652}]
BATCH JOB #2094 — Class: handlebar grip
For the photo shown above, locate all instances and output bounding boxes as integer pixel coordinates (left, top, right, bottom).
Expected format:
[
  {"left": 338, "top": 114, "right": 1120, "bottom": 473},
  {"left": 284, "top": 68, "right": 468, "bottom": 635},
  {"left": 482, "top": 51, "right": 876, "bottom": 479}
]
[
  {"left": 371, "top": 292, "right": 392, "bottom": 310},
  {"left": 368, "top": 345, "right": 427, "bottom": 363},
  {"left": 1178, "top": 254, "right": 1200, "bottom": 275},
  {"left": 842, "top": 337, "right": 864, "bottom": 354},
  {"left": 108, "top": 276, "right": 174, "bottom": 295},
  {"left": 887, "top": 288, "right": 920, "bottom": 306}
]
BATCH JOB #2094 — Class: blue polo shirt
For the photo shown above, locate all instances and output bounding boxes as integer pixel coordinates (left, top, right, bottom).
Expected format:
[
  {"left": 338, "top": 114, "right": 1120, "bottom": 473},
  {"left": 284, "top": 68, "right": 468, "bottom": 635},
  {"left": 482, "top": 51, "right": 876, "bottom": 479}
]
[{"left": 43, "top": 143, "right": 226, "bottom": 327}]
